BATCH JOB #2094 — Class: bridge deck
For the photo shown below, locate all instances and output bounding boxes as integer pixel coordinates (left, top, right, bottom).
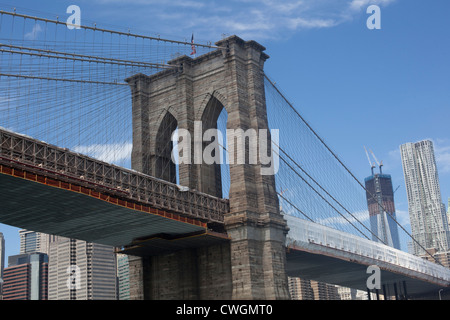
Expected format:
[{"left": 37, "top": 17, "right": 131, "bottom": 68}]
[
  {"left": 285, "top": 215, "right": 450, "bottom": 298},
  {"left": 0, "top": 166, "right": 229, "bottom": 250},
  {"left": 0, "top": 127, "right": 229, "bottom": 225},
  {"left": 286, "top": 244, "right": 448, "bottom": 298},
  {"left": 0, "top": 127, "right": 231, "bottom": 254}
]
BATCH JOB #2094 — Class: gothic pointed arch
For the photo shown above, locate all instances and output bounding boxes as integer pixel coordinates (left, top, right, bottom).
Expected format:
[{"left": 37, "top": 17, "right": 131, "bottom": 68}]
[
  {"left": 198, "top": 94, "right": 228, "bottom": 198},
  {"left": 154, "top": 110, "right": 178, "bottom": 183}
]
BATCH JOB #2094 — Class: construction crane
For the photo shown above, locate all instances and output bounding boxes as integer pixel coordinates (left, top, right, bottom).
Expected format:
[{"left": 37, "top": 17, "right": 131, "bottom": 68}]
[
  {"left": 369, "top": 149, "right": 383, "bottom": 174},
  {"left": 364, "top": 146, "right": 384, "bottom": 175},
  {"left": 364, "top": 146, "right": 376, "bottom": 175}
]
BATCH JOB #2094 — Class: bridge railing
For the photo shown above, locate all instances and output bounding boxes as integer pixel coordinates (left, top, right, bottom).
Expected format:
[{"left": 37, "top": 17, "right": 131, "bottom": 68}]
[
  {"left": 285, "top": 215, "right": 450, "bottom": 282},
  {"left": 0, "top": 128, "right": 229, "bottom": 224}
]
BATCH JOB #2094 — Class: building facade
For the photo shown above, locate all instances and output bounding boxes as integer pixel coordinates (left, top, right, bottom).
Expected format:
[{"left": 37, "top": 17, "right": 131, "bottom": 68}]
[
  {"left": 310, "top": 280, "right": 340, "bottom": 300},
  {"left": 2, "top": 252, "right": 48, "bottom": 300},
  {"left": 288, "top": 276, "right": 339, "bottom": 300},
  {"left": 337, "top": 286, "right": 357, "bottom": 300},
  {"left": 0, "top": 232, "right": 5, "bottom": 299},
  {"left": 19, "top": 229, "right": 57, "bottom": 255},
  {"left": 0, "top": 232, "right": 5, "bottom": 280},
  {"left": 117, "top": 253, "right": 130, "bottom": 300},
  {"left": 364, "top": 172, "right": 401, "bottom": 249},
  {"left": 400, "top": 140, "right": 450, "bottom": 255},
  {"left": 288, "top": 277, "right": 314, "bottom": 300},
  {"left": 48, "top": 237, "right": 117, "bottom": 300},
  {"left": 447, "top": 198, "right": 450, "bottom": 230}
]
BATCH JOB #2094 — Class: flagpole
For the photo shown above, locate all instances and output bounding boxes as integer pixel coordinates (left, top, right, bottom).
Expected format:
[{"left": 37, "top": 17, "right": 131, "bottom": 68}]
[{"left": 191, "top": 32, "right": 197, "bottom": 58}]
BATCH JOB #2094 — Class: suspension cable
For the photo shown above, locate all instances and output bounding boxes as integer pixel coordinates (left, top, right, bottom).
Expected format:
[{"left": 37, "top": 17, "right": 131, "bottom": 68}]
[
  {"left": 0, "top": 10, "right": 224, "bottom": 49},
  {"left": 264, "top": 73, "right": 444, "bottom": 265}
]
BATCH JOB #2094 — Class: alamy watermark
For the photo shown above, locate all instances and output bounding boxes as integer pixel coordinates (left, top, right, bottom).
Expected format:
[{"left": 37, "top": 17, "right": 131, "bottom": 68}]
[
  {"left": 66, "top": 5, "right": 81, "bottom": 29},
  {"left": 367, "top": 5, "right": 381, "bottom": 30},
  {"left": 66, "top": 265, "right": 81, "bottom": 290},
  {"left": 171, "top": 121, "right": 279, "bottom": 175},
  {"left": 366, "top": 265, "right": 381, "bottom": 290}
]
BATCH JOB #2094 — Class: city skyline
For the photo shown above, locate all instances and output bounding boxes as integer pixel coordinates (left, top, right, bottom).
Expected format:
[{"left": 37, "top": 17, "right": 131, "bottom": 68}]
[{"left": 1, "top": 1, "right": 449, "bottom": 265}]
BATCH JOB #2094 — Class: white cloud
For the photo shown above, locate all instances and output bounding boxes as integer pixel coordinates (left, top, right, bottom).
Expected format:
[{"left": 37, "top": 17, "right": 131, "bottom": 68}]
[
  {"left": 286, "top": 17, "right": 338, "bottom": 30},
  {"left": 388, "top": 148, "right": 400, "bottom": 160},
  {"left": 96, "top": 0, "right": 205, "bottom": 8},
  {"left": 394, "top": 209, "right": 410, "bottom": 227},
  {"left": 407, "top": 138, "right": 450, "bottom": 175},
  {"left": 73, "top": 142, "right": 132, "bottom": 165},
  {"left": 385, "top": 138, "right": 450, "bottom": 175},
  {"left": 316, "top": 209, "right": 370, "bottom": 227},
  {"left": 349, "top": 0, "right": 397, "bottom": 11},
  {"left": 435, "top": 142, "right": 450, "bottom": 174},
  {"left": 90, "top": 0, "right": 398, "bottom": 41},
  {"left": 24, "top": 24, "right": 43, "bottom": 40}
]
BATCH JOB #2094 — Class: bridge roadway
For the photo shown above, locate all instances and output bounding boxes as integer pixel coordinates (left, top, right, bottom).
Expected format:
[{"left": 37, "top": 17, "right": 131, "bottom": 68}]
[
  {"left": 1, "top": 127, "right": 449, "bottom": 298},
  {"left": 285, "top": 215, "right": 450, "bottom": 299},
  {"left": 0, "top": 127, "right": 230, "bottom": 251}
]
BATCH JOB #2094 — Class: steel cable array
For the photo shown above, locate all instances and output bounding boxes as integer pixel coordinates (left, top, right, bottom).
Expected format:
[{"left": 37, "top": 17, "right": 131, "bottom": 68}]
[{"left": 0, "top": 7, "right": 439, "bottom": 263}]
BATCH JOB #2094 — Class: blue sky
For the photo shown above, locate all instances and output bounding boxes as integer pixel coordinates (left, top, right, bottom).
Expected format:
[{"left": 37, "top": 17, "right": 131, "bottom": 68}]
[{"left": 1, "top": 0, "right": 450, "bottom": 259}]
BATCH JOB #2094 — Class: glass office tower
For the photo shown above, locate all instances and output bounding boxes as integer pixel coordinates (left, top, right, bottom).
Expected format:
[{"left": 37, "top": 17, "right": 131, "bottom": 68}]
[{"left": 365, "top": 172, "right": 401, "bottom": 249}]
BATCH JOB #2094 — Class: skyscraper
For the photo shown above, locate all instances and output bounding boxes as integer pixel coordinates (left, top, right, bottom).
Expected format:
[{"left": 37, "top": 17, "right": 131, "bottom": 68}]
[
  {"left": 365, "top": 170, "right": 401, "bottom": 249},
  {"left": 19, "top": 229, "right": 57, "bottom": 255},
  {"left": 0, "top": 232, "right": 4, "bottom": 299},
  {"left": 447, "top": 198, "right": 450, "bottom": 230},
  {"left": 400, "top": 140, "right": 450, "bottom": 255},
  {"left": 0, "top": 232, "right": 5, "bottom": 280},
  {"left": 2, "top": 252, "right": 48, "bottom": 300},
  {"left": 117, "top": 253, "right": 130, "bottom": 300},
  {"left": 48, "top": 237, "right": 117, "bottom": 300}
]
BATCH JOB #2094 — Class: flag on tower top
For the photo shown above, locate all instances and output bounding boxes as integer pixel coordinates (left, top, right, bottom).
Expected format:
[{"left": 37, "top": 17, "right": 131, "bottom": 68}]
[{"left": 191, "top": 33, "right": 196, "bottom": 55}]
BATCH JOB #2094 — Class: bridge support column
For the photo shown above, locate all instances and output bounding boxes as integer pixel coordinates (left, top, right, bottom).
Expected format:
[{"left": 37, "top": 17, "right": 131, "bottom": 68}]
[
  {"left": 127, "top": 244, "right": 233, "bottom": 300},
  {"left": 225, "top": 212, "right": 290, "bottom": 299},
  {"left": 128, "top": 255, "right": 148, "bottom": 300},
  {"left": 218, "top": 35, "right": 290, "bottom": 300},
  {"left": 126, "top": 35, "right": 290, "bottom": 300}
]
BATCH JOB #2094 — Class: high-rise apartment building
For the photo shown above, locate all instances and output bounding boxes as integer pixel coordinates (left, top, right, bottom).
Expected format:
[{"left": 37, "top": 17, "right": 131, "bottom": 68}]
[
  {"left": 337, "top": 286, "right": 357, "bottom": 300},
  {"left": 0, "top": 232, "right": 5, "bottom": 299},
  {"left": 422, "top": 250, "right": 450, "bottom": 269},
  {"left": 288, "top": 277, "right": 314, "bottom": 300},
  {"left": 400, "top": 140, "right": 450, "bottom": 255},
  {"left": 364, "top": 170, "right": 401, "bottom": 249},
  {"left": 2, "top": 252, "right": 48, "bottom": 300},
  {"left": 310, "top": 280, "right": 340, "bottom": 300},
  {"left": 288, "top": 277, "right": 339, "bottom": 300},
  {"left": 0, "top": 232, "right": 5, "bottom": 280},
  {"left": 48, "top": 237, "right": 117, "bottom": 300},
  {"left": 447, "top": 198, "right": 450, "bottom": 230}
]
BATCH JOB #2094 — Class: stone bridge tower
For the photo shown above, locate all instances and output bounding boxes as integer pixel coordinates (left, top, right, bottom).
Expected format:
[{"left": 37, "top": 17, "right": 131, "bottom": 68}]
[{"left": 125, "top": 35, "right": 289, "bottom": 300}]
